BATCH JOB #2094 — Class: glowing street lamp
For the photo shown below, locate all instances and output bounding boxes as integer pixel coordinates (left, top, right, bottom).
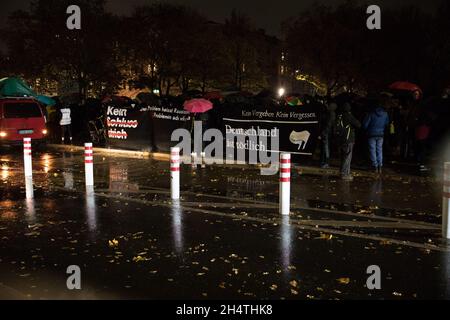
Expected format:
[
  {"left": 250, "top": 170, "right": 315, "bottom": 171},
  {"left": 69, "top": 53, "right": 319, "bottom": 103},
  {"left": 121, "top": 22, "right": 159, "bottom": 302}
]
[{"left": 278, "top": 87, "right": 286, "bottom": 97}]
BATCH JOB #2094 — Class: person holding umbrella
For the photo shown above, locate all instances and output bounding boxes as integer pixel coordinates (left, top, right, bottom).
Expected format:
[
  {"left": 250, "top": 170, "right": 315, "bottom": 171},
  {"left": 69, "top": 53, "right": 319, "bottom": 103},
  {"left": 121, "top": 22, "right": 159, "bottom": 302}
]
[{"left": 183, "top": 98, "right": 213, "bottom": 158}]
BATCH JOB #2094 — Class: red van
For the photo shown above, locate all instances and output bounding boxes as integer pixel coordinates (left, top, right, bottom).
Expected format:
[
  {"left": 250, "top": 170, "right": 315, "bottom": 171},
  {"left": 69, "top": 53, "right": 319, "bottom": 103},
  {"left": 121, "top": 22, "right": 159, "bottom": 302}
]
[{"left": 0, "top": 97, "right": 48, "bottom": 145}]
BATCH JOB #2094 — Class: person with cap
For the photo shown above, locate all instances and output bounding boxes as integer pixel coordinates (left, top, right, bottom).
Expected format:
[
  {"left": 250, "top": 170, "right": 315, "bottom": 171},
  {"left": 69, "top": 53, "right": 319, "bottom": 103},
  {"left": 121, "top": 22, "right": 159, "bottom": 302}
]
[{"left": 335, "top": 102, "right": 361, "bottom": 181}]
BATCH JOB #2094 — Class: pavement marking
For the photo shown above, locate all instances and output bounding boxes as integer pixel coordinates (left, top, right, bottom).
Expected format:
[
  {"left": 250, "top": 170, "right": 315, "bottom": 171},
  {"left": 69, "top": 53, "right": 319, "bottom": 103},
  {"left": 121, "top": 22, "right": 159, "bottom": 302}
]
[
  {"left": 0, "top": 283, "right": 28, "bottom": 300},
  {"left": 88, "top": 190, "right": 450, "bottom": 252},
  {"left": 296, "top": 219, "right": 439, "bottom": 230},
  {"left": 7, "top": 151, "right": 443, "bottom": 246},
  {"left": 6, "top": 155, "right": 441, "bottom": 231},
  {"left": 95, "top": 187, "right": 439, "bottom": 228}
]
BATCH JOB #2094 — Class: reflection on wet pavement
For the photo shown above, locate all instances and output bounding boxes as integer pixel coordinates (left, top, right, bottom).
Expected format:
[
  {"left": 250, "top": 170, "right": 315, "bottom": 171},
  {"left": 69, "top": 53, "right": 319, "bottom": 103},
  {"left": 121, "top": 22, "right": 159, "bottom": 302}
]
[{"left": 0, "top": 148, "right": 449, "bottom": 299}]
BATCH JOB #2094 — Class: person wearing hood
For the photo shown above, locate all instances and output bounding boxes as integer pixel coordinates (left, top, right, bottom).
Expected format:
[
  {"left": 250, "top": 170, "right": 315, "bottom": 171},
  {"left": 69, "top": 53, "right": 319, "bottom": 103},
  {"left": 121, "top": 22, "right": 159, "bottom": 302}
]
[
  {"left": 336, "top": 102, "right": 361, "bottom": 181},
  {"left": 363, "top": 105, "right": 390, "bottom": 174},
  {"left": 320, "top": 102, "right": 338, "bottom": 168}
]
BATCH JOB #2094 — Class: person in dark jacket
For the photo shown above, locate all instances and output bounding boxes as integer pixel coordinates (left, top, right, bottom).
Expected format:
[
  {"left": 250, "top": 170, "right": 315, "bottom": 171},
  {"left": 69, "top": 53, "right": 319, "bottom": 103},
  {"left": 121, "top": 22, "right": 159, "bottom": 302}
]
[
  {"left": 320, "top": 102, "right": 337, "bottom": 168},
  {"left": 337, "top": 103, "right": 361, "bottom": 181},
  {"left": 363, "top": 106, "right": 390, "bottom": 174},
  {"left": 414, "top": 112, "right": 431, "bottom": 171}
]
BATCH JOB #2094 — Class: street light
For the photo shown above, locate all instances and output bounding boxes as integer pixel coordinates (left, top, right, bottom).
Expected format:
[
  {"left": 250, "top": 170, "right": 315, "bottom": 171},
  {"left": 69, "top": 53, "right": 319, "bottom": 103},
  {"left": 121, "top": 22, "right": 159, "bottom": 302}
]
[{"left": 278, "top": 87, "right": 286, "bottom": 97}]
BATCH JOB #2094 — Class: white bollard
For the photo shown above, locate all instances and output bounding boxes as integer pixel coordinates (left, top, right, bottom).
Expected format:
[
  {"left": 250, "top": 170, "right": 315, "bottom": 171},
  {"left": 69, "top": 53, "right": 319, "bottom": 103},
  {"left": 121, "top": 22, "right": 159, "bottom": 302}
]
[
  {"left": 191, "top": 152, "right": 197, "bottom": 169},
  {"left": 443, "top": 162, "right": 450, "bottom": 239},
  {"left": 201, "top": 152, "right": 206, "bottom": 169},
  {"left": 25, "top": 177, "right": 34, "bottom": 199},
  {"left": 279, "top": 153, "right": 291, "bottom": 216},
  {"left": 84, "top": 143, "right": 94, "bottom": 189},
  {"left": 171, "top": 147, "right": 180, "bottom": 200},
  {"left": 23, "top": 138, "right": 33, "bottom": 178},
  {"left": 23, "top": 138, "right": 33, "bottom": 199}
]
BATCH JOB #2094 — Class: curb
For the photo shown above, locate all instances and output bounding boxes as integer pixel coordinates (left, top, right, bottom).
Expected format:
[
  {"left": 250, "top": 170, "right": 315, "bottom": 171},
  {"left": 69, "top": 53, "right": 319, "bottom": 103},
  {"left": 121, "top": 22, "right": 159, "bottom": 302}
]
[{"left": 47, "top": 144, "right": 429, "bottom": 181}]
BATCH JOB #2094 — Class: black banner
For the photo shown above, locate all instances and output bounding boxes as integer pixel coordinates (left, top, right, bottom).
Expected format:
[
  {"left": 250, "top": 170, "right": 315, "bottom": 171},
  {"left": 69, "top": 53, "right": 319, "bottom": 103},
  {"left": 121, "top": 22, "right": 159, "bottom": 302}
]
[
  {"left": 149, "top": 104, "right": 192, "bottom": 152},
  {"left": 105, "top": 105, "right": 153, "bottom": 151},
  {"left": 104, "top": 101, "right": 319, "bottom": 160},
  {"left": 222, "top": 104, "right": 320, "bottom": 163}
]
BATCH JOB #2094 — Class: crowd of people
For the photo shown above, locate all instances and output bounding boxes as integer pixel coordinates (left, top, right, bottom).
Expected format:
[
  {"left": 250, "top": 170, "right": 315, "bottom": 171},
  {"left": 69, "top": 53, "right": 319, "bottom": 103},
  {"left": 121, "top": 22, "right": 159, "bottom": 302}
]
[
  {"left": 43, "top": 87, "right": 449, "bottom": 179},
  {"left": 318, "top": 88, "right": 450, "bottom": 179}
]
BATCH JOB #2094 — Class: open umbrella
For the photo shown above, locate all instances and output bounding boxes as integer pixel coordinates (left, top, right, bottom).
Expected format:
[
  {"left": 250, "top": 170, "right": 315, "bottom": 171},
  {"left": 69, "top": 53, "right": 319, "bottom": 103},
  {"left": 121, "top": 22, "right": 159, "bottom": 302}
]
[
  {"left": 389, "top": 81, "right": 422, "bottom": 94},
  {"left": 286, "top": 96, "right": 303, "bottom": 106},
  {"left": 60, "top": 92, "right": 83, "bottom": 105},
  {"left": 136, "top": 92, "right": 160, "bottom": 105},
  {"left": 0, "top": 77, "right": 55, "bottom": 105},
  {"left": 36, "top": 95, "right": 56, "bottom": 106},
  {"left": 183, "top": 98, "right": 213, "bottom": 113},
  {"left": 101, "top": 95, "right": 131, "bottom": 105},
  {"left": 204, "top": 91, "right": 223, "bottom": 101},
  {"left": 0, "top": 77, "right": 35, "bottom": 97}
]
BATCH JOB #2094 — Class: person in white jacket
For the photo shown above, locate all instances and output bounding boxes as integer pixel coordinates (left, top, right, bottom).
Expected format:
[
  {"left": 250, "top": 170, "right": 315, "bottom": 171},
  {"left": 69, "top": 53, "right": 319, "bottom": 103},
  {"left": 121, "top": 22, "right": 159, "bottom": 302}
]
[{"left": 59, "top": 106, "right": 72, "bottom": 144}]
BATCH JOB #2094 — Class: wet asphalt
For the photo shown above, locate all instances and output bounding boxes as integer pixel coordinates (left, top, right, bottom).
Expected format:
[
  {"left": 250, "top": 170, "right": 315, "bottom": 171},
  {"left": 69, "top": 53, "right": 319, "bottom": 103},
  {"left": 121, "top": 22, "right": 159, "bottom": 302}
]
[{"left": 0, "top": 146, "right": 449, "bottom": 299}]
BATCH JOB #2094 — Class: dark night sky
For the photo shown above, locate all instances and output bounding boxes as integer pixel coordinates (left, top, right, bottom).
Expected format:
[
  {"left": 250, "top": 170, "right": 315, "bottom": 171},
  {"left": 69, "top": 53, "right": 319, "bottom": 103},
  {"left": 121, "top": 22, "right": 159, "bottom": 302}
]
[
  {"left": 0, "top": 0, "right": 441, "bottom": 37},
  {"left": 0, "top": 0, "right": 440, "bottom": 35}
]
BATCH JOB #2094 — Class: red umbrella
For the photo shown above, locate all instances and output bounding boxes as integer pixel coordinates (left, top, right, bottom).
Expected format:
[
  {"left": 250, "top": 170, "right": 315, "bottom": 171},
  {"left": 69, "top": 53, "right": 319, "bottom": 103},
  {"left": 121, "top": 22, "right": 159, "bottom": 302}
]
[
  {"left": 389, "top": 81, "right": 422, "bottom": 94},
  {"left": 183, "top": 98, "right": 213, "bottom": 113}
]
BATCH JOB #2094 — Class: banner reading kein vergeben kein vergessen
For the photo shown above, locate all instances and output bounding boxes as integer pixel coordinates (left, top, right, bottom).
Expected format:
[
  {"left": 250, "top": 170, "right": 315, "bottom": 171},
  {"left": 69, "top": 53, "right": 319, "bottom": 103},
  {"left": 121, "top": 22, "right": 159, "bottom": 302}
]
[{"left": 222, "top": 105, "right": 319, "bottom": 163}]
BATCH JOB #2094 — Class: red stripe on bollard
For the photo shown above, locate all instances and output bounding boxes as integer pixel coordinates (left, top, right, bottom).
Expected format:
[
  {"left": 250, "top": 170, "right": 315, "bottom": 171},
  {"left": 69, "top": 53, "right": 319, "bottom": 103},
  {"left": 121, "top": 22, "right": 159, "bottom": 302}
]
[
  {"left": 170, "top": 167, "right": 180, "bottom": 172},
  {"left": 280, "top": 159, "right": 291, "bottom": 164},
  {"left": 280, "top": 178, "right": 291, "bottom": 182},
  {"left": 85, "top": 160, "right": 93, "bottom": 164},
  {"left": 281, "top": 168, "right": 290, "bottom": 173}
]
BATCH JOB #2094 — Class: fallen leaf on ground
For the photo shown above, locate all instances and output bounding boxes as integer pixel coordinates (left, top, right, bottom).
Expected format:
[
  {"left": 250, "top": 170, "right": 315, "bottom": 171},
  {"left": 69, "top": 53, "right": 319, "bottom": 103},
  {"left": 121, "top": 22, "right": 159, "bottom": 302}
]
[{"left": 336, "top": 277, "right": 350, "bottom": 284}]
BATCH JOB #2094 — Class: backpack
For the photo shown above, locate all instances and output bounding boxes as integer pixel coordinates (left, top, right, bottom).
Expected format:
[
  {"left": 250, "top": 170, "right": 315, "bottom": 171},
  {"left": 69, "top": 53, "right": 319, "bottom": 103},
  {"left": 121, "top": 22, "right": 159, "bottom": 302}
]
[{"left": 335, "top": 114, "right": 351, "bottom": 141}]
